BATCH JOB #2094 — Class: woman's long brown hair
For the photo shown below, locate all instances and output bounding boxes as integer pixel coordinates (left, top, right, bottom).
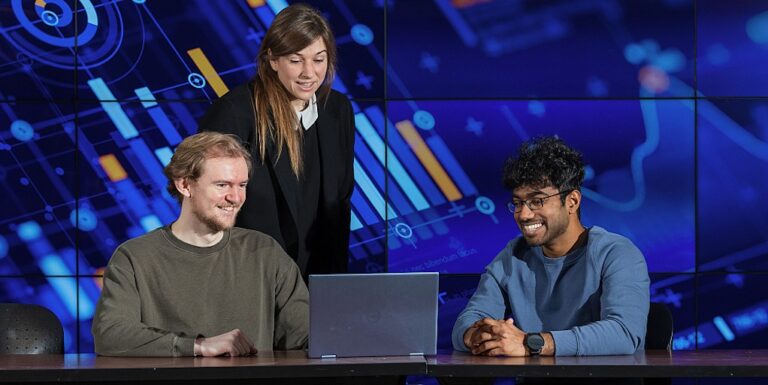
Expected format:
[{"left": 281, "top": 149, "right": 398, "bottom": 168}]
[{"left": 253, "top": 4, "right": 337, "bottom": 176}]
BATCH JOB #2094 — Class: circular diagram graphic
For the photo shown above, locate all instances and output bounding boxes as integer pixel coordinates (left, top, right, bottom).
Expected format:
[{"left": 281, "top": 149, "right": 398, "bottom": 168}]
[
  {"left": 474, "top": 196, "right": 496, "bottom": 215},
  {"left": 413, "top": 110, "right": 436, "bottom": 130},
  {"left": 1, "top": 0, "right": 128, "bottom": 71},
  {"left": 394, "top": 222, "right": 413, "bottom": 239},
  {"left": 350, "top": 24, "right": 374, "bottom": 46}
]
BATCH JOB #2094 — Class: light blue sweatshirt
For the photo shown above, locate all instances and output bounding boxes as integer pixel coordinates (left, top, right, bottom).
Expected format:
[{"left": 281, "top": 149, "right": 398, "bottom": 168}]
[{"left": 452, "top": 226, "right": 650, "bottom": 356}]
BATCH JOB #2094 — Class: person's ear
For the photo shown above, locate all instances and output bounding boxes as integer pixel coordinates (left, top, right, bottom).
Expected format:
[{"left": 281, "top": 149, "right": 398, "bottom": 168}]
[
  {"left": 567, "top": 190, "right": 581, "bottom": 214},
  {"left": 175, "top": 178, "right": 191, "bottom": 198},
  {"left": 268, "top": 49, "right": 279, "bottom": 72}
]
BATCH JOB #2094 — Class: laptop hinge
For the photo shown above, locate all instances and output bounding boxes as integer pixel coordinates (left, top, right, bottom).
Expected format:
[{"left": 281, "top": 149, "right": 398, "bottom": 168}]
[
  {"left": 321, "top": 354, "right": 337, "bottom": 359},
  {"left": 409, "top": 352, "right": 424, "bottom": 356}
]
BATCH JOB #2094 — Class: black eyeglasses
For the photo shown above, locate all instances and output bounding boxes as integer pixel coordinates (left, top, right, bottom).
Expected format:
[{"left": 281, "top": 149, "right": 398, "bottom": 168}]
[{"left": 506, "top": 191, "right": 569, "bottom": 214}]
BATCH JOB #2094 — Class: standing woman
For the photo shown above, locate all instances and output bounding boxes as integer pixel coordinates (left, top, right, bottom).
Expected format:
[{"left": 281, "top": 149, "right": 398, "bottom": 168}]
[{"left": 198, "top": 4, "right": 354, "bottom": 278}]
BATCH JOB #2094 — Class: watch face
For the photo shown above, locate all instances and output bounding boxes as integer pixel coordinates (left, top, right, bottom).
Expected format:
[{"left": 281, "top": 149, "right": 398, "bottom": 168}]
[{"left": 526, "top": 333, "right": 545, "bottom": 351}]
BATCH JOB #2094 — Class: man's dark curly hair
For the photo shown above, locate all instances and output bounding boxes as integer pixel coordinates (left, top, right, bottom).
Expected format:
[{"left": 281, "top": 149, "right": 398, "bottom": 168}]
[{"left": 502, "top": 136, "right": 585, "bottom": 203}]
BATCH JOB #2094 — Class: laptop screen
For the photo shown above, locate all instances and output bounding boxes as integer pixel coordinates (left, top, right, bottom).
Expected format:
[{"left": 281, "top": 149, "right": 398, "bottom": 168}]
[{"left": 308, "top": 272, "right": 439, "bottom": 358}]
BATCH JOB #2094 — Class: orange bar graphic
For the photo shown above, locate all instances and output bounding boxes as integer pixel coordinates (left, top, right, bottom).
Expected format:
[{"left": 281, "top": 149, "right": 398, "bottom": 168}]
[
  {"left": 247, "top": 0, "right": 265, "bottom": 7},
  {"left": 395, "top": 120, "right": 462, "bottom": 202},
  {"left": 93, "top": 267, "right": 105, "bottom": 289},
  {"left": 187, "top": 48, "right": 230, "bottom": 97},
  {"left": 99, "top": 154, "right": 128, "bottom": 182},
  {"left": 35, "top": 0, "right": 47, "bottom": 7}
]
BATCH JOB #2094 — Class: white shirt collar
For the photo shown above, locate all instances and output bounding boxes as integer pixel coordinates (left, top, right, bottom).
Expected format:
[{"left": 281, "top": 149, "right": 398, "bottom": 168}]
[{"left": 295, "top": 94, "right": 318, "bottom": 131}]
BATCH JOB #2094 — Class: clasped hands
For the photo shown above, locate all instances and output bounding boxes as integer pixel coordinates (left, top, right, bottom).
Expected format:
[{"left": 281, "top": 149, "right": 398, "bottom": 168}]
[
  {"left": 463, "top": 318, "right": 528, "bottom": 357},
  {"left": 194, "top": 328, "right": 258, "bottom": 357}
]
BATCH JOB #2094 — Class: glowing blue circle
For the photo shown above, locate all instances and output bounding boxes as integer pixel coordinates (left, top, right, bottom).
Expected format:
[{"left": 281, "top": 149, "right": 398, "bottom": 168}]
[
  {"left": 350, "top": 24, "right": 374, "bottom": 46},
  {"left": 188, "top": 73, "right": 207, "bottom": 89},
  {"left": 475, "top": 196, "right": 496, "bottom": 215},
  {"left": 12, "top": 0, "right": 98, "bottom": 47},
  {"left": 747, "top": 11, "right": 768, "bottom": 45},
  {"left": 17, "top": 221, "right": 42, "bottom": 241},
  {"left": 653, "top": 49, "right": 685, "bottom": 72},
  {"left": 0, "top": 236, "right": 8, "bottom": 259},
  {"left": 528, "top": 101, "right": 545, "bottom": 117},
  {"left": 624, "top": 43, "right": 645, "bottom": 64},
  {"left": 41, "top": 11, "right": 59, "bottom": 26},
  {"left": 70, "top": 208, "right": 98, "bottom": 232},
  {"left": 394, "top": 223, "right": 413, "bottom": 239},
  {"left": 35, "top": 0, "right": 72, "bottom": 25},
  {"left": 413, "top": 110, "right": 435, "bottom": 130},
  {"left": 584, "top": 165, "right": 595, "bottom": 181},
  {"left": 4, "top": 0, "right": 126, "bottom": 71},
  {"left": 11, "top": 120, "right": 34, "bottom": 141},
  {"left": 133, "top": 0, "right": 146, "bottom": 3}
]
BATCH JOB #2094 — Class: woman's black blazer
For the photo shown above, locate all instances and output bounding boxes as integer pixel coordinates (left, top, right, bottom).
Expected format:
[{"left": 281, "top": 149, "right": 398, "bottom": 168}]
[{"left": 198, "top": 81, "right": 354, "bottom": 276}]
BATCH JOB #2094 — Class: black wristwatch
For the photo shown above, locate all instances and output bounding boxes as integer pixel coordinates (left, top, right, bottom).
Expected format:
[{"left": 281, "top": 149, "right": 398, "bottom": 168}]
[{"left": 524, "top": 333, "right": 545, "bottom": 356}]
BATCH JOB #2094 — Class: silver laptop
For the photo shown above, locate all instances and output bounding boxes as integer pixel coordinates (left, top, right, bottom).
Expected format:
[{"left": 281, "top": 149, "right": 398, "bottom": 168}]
[{"left": 308, "top": 272, "right": 439, "bottom": 358}]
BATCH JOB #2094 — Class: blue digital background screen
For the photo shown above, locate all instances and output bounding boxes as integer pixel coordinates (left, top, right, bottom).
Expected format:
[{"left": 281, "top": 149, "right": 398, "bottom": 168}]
[
  {"left": 387, "top": 0, "right": 694, "bottom": 98},
  {"left": 384, "top": 99, "right": 694, "bottom": 273},
  {"left": 1, "top": 0, "right": 767, "bottom": 355}
]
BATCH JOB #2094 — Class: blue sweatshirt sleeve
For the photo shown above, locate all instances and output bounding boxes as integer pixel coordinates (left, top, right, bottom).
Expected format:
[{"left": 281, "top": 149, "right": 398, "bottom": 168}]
[
  {"left": 451, "top": 244, "right": 512, "bottom": 351},
  {"left": 551, "top": 239, "right": 650, "bottom": 356}
]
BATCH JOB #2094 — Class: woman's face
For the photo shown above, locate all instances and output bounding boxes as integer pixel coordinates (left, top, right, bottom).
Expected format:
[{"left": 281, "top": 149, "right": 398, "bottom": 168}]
[{"left": 270, "top": 38, "right": 328, "bottom": 110}]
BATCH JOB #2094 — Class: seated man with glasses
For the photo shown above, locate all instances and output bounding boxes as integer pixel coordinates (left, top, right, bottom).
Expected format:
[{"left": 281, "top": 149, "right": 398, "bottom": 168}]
[{"left": 452, "top": 136, "right": 650, "bottom": 361}]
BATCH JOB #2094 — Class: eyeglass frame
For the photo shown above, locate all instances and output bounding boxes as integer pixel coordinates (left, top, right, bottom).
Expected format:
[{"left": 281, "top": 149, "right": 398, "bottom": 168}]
[{"left": 506, "top": 190, "right": 572, "bottom": 214}]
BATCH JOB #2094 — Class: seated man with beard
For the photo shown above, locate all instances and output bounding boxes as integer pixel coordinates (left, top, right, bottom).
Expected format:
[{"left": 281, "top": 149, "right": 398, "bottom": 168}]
[
  {"left": 452, "top": 137, "right": 649, "bottom": 384},
  {"left": 92, "top": 132, "right": 308, "bottom": 356}
]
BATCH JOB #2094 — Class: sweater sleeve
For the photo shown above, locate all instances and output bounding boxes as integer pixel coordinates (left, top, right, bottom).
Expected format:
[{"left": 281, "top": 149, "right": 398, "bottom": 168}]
[
  {"left": 92, "top": 248, "right": 196, "bottom": 356},
  {"left": 272, "top": 253, "right": 310, "bottom": 350},
  {"left": 451, "top": 246, "right": 511, "bottom": 351},
  {"left": 550, "top": 241, "right": 650, "bottom": 356}
]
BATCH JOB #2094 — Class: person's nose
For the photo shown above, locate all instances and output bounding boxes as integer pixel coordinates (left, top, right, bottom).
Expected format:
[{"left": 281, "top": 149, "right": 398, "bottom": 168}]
[
  {"left": 300, "top": 60, "right": 313, "bottom": 78},
  {"left": 516, "top": 203, "right": 535, "bottom": 221},
  {"left": 227, "top": 187, "right": 245, "bottom": 205}
]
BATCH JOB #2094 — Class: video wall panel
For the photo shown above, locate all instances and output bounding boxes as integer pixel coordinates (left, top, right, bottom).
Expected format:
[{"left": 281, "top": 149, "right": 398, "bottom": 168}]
[
  {"left": 0, "top": 4, "right": 76, "bottom": 101},
  {"left": 387, "top": 0, "right": 694, "bottom": 98},
  {"left": 698, "top": 99, "right": 768, "bottom": 272},
  {"left": 385, "top": 99, "right": 694, "bottom": 273},
  {"left": 694, "top": 273, "right": 768, "bottom": 349},
  {"left": 348, "top": 100, "right": 388, "bottom": 273},
  {"left": 1, "top": 102, "right": 77, "bottom": 277},
  {"left": 697, "top": 0, "right": 768, "bottom": 97}
]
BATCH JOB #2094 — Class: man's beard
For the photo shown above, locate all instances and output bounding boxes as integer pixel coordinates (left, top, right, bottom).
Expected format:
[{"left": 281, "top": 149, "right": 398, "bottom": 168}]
[{"left": 193, "top": 206, "right": 239, "bottom": 232}]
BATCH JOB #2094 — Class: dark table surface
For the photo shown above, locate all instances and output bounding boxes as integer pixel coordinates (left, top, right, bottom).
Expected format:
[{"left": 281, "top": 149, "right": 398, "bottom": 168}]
[
  {"left": 3, "top": 349, "right": 768, "bottom": 383},
  {"left": 428, "top": 349, "right": 768, "bottom": 378},
  {"left": 0, "top": 351, "right": 426, "bottom": 383}
]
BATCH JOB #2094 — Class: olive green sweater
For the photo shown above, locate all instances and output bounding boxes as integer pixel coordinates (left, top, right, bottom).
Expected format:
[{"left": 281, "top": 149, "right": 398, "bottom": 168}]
[{"left": 92, "top": 226, "right": 309, "bottom": 356}]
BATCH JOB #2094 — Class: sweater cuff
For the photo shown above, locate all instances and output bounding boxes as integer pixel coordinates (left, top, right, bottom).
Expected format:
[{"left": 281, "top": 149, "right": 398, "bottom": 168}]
[
  {"left": 452, "top": 320, "right": 473, "bottom": 352},
  {"left": 172, "top": 335, "right": 196, "bottom": 357},
  {"left": 550, "top": 330, "right": 577, "bottom": 356}
]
